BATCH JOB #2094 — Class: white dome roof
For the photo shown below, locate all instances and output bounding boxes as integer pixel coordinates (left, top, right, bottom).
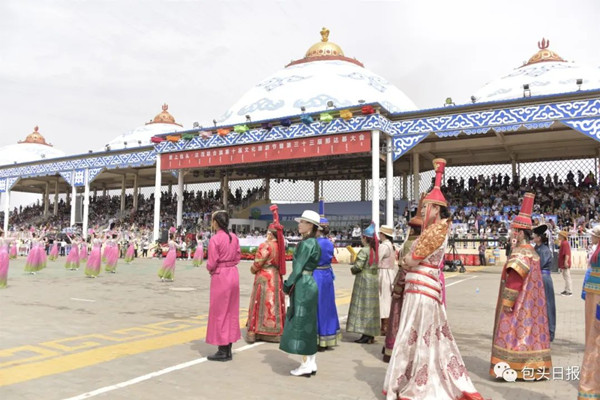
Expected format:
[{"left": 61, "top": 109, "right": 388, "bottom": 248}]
[
  {"left": 216, "top": 29, "right": 417, "bottom": 126},
  {"left": 0, "top": 126, "right": 66, "bottom": 166},
  {"left": 104, "top": 104, "right": 184, "bottom": 151},
  {"left": 473, "top": 39, "right": 600, "bottom": 103}
]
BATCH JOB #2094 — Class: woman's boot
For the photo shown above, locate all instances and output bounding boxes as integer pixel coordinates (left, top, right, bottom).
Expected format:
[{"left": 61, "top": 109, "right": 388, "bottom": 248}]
[
  {"left": 207, "top": 345, "right": 232, "bottom": 362},
  {"left": 290, "top": 356, "right": 313, "bottom": 377}
]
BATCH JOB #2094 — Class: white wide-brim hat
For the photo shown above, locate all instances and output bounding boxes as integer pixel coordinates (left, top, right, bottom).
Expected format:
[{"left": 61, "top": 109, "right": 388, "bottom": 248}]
[
  {"left": 588, "top": 225, "right": 600, "bottom": 238},
  {"left": 379, "top": 225, "right": 394, "bottom": 238},
  {"left": 295, "top": 210, "right": 321, "bottom": 228}
]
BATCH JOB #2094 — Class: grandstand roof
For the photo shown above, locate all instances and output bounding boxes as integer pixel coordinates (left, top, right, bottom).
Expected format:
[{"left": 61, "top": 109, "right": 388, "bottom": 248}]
[{"left": 215, "top": 28, "right": 417, "bottom": 126}]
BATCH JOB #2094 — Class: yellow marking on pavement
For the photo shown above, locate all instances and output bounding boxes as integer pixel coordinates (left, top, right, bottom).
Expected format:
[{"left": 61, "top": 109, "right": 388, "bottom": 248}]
[
  {"left": 0, "top": 346, "right": 60, "bottom": 369},
  {"left": 0, "top": 295, "right": 352, "bottom": 387}
]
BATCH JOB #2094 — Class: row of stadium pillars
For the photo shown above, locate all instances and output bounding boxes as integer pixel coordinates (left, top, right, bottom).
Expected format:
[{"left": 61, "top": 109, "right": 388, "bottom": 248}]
[
  {"left": 0, "top": 131, "right": 397, "bottom": 240},
  {"left": 147, "top": 130, "right": 394, "bottom": 241},
  {"left": 2, "top": 130, "right": 530, "bottom": 240}
]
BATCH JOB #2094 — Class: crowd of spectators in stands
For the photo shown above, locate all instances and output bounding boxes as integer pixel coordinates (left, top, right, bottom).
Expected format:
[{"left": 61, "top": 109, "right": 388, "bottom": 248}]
[
  {"left": 5, "top": 185, "right": 265, "bottom": 235},
  {"left": 421, "top": 169, "right": 599, "bottom": 237}
]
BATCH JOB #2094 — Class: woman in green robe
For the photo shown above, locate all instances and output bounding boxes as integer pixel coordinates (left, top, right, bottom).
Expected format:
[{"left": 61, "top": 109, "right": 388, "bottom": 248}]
[
  {"left": 346, "top": 221, "right": 380, "bottom": 343},
  {"left": 279, "top": 210, "right": 321, "bottom": 377}
]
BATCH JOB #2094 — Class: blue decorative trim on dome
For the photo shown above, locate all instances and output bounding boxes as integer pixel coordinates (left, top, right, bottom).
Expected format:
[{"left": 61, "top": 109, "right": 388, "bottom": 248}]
[
  {"left": 257, "top": 75, "right": 311, "bottom": 92},
  {"left": 215, "top": 110, "right": 233, "bottom": 124},
  {"left": 339, "top": 72, "right": 390, "bottom": 93},
  {"left": 237, "top": 98, "right": 284, "bottom": 116},
  {"left": 293, "top": 94, "right": 352, "bottom": 109},
  {"left": 481, "top": 87, "right": 513, "bottom": 99},
  {"left": 506, "top": 63, "right": 575, "bottom": 78}
]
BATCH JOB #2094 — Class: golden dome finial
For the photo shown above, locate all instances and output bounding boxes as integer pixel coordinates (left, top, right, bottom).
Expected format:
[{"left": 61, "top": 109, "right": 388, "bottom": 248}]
[
  {"left": 305, "top": 27, "right": 344, "bottom": 58},
  {"left": 523, "top": 38, "right": 565, "bottom": 67},
  {"left": 146, "top": 103, "right": 183, "bottom": 127},
  {"left": 19, "top": 126, "right": 52, "bottom": 146},
  {"left": 320, "top": 27, "right": 330, "bottom": 42}
]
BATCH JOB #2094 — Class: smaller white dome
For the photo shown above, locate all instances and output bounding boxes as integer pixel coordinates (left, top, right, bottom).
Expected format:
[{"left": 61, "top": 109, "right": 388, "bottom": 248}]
[
  {"left": 104, "top": 104, "right": 184, "bottom": 151},
  {"left": 0, "top": 126, "right": 66, "bottom": 166},
  {"left": 473, "top": 39, "right": 600, "bottom": 103}
]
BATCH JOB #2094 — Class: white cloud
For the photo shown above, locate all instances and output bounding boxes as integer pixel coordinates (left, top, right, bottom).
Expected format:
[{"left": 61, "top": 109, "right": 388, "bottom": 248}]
[{"left": 0, "top": 0, "right": 598, "bottom": 156}]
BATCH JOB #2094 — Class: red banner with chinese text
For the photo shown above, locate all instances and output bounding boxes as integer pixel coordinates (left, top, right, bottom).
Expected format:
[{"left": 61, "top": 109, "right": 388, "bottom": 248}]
[{"left": 161, "top": 132, "right": 371, "bottom": 170}]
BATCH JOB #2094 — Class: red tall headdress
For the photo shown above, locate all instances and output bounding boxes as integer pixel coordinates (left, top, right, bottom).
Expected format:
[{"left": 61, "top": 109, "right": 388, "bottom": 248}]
[
  {"left": 423, "top": 158, "right": 447, "bottom": 207},
  {"left": 269, "top": 205, "right": 286, "bottom": 276},
  {"left": 512, "top": 192, "right": 535, "bottom": 230}
]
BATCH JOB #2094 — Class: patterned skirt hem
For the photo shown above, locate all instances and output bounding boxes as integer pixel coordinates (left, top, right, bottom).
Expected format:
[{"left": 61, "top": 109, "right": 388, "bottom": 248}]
[{"left": 318, "top": 331, "right": 342, "bottom": 347}]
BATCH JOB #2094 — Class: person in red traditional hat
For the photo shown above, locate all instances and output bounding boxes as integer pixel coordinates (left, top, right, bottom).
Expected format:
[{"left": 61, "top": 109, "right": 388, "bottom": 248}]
[
  {"left": 245, "top": 205, "right": 286, "bottom": 344},
  {"left": 382, "top": 195, "right": 424, "bottom": 363},
  {"left": 384, "top": 159, "right": 484, "bottom": 400},
  {"left": 490, "top": 193, "right": 552, "bottom": 380}
]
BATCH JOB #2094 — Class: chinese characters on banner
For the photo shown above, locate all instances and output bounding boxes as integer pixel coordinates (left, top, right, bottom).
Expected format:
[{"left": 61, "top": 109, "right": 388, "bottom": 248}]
[{"left": 161, "top": 132, "right": 371, "bottom": 170}]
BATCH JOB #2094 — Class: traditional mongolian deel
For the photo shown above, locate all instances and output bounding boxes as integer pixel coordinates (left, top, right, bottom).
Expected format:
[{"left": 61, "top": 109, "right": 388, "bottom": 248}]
[
  {"left": 314, "top": 233, "right": 341, "bottom": 348},
  {"left": 279, "top": 238, "right": 320, "bottom": 356},
  {"left": 384, "top": 159, "right": 483, "bottom": 400},
  {"left": 383, "top": 233, "right": 414, "bottom": 362},
  {"left": 579, "top": 240, "right": 600, "bottom": 399},
  {"left": 246, "top": 207, "right": 286, "bottom": 343},
  {"left": 206, "top": 229, "right": 242, "bottom": 346},
  {"left": 346, "top": 246, "right": 381, "bottom": 338},
  {"left": 533, "top": 224, "right": 556, "bottom": 342},
  {"left": 491, "top": 193, "right": 552, "bottom": 379},
  {"left": 378, "top": 226, "right": 397, "bottom": 336}
]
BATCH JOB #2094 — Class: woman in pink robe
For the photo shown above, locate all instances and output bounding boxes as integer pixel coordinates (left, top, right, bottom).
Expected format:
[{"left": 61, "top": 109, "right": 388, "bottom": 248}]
[{"left": 206, "top": 210, "right": 241, "bottom": 362}]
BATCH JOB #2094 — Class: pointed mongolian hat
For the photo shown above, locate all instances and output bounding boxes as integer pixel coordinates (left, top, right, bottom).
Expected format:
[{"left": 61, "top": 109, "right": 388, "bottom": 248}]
[
  {"left": 512, "top": 192, "right": 535, "bottom": 230},
  {"left": 423, "top": 158, "right": 447, "bottom": 207},
  {"left": 269, "top": 204, "right": 286, "bottom": 275}
]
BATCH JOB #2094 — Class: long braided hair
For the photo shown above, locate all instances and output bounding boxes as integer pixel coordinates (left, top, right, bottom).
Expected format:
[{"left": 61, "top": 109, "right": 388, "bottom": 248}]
[{"left": 212, "top": 211, "right": 232, "bottom": 243}]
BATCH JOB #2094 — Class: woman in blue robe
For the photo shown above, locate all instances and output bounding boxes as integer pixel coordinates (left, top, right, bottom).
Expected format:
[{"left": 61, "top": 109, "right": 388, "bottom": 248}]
[
  {"left": 533, "top": 224, "right": 556, "bottom": 341},
  {"left": 314, "top": 218, "right": 341, "bottom": 351}
]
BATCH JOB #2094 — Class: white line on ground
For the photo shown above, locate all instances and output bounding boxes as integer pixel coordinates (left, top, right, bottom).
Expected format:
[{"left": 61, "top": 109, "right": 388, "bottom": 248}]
[
  {"left": 62, "top": 279, "right": 470, "bottom": 400},
  {"left": 445, "top": 275, "right": 478, "bottom": 288},
  {"left": 69, "top": 298, "right": 96, "bottom": 302},
  {"left": 61, "top": 342, "right": 265, "bottom": 400}
]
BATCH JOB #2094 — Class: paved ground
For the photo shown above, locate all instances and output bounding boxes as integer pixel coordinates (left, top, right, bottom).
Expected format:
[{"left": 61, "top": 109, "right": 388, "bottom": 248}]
[{"left": 0, "top": 255, "right": 587, "bottom": 400}]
